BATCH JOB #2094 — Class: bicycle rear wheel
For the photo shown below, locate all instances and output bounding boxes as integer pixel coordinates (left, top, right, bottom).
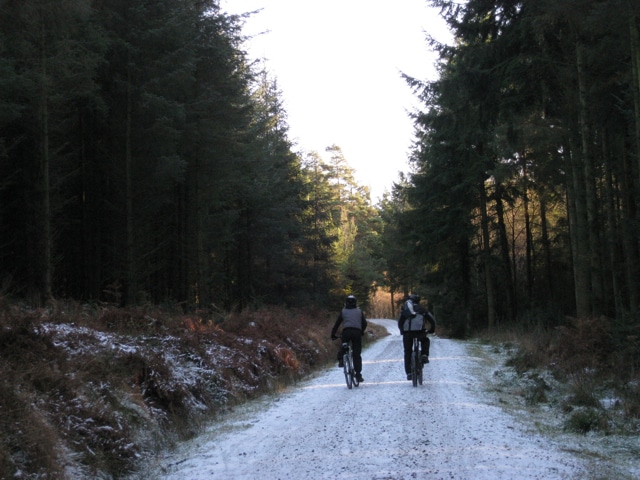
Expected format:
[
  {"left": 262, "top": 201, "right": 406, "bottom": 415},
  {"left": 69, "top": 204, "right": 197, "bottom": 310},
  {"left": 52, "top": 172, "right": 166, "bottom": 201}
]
[
  {"left": 343, "top": 352, "right": 353, "bottom": 389},
  {"left": 411, "top": 350, "right": 418, "bottom": 387},
  {"left": 352, "top": 358, "right": 359, "bottom": 388}
]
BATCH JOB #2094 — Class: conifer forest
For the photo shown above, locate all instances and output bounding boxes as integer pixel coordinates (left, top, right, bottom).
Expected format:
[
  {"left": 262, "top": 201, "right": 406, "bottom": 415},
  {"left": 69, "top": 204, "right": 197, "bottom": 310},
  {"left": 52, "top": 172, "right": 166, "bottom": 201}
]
[{"left": 1, "top": 0, "right": 640, "bottom": 338}]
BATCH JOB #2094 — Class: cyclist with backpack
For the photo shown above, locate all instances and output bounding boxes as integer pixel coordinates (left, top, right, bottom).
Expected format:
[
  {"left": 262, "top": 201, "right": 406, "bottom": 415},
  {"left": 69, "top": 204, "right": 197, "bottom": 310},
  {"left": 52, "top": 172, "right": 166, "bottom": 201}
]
[
  {"left": 398, "top": 294, "right": 436, "bottom": 380},
  {"left": 331, "top": 295, "right": 367, "bottom": 383}
]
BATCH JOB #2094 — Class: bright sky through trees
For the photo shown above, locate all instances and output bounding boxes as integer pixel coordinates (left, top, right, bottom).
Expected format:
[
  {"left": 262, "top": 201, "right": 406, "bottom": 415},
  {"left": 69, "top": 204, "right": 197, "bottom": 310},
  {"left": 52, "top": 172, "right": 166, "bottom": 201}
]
[{"left": 222, "top": 0, "right": 450, "bottom": 201}]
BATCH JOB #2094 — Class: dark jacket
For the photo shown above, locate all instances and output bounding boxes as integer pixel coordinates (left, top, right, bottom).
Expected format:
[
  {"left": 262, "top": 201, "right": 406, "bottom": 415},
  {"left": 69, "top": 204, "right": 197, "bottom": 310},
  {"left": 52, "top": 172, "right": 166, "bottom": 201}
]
[{"left": 332, "top": 306, "right": 367, "bottom": 337}]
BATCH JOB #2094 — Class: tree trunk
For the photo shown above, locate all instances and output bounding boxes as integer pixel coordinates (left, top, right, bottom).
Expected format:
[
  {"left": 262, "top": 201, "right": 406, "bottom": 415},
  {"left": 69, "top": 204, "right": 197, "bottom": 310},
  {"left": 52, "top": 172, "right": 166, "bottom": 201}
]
[
  {"left": 125, "top": 66, "right": 135, "bottom": 305},
  {"left": 628, "top": 13, "right": 640, "bottom": 315},
  {"left": 479, "top": 176, "right": 496, "bottom": 329},
  {"left": 567, "top": 132, "right": 591, "bottom": 318},
  {"left": 576, "top": 41, "right": 604, "bottom": 314},
  {"left": 459, "top": 236, "right": 473, "bottom": 335},
  {"left": 494, "top": 185, "right": 515, "bottom": 321},
  {"left": 621, "top": 146, "right": 640, "bottom": 313},
  {"left": 524, "top": 192, "right": 533, "bottom": 303},
  {"left": 602, "top": 132, "right": 624, "bottom": 317},
  {"left": 630, "top": 14, "right": 640, "bottom": 187},
  {"left": 194, "top": 157, "right": 204, "bottom": 309},
  {"left": 539, "top": 194, "right": 555, "bottom": 312},
  {"left": 390, "top": 289, "right": 396, "bottom": 319},
  {"left": 522, "top": 164, "right": 534, "bottom": 308},
  {"left": 39, "top": 16, "right": 53, "bottom": 301}
]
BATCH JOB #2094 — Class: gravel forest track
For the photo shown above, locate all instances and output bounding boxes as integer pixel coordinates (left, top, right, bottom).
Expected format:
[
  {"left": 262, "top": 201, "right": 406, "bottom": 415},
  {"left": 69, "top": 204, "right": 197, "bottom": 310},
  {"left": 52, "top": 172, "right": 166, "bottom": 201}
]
[{"left": 148, "top": 319, "right": 587, "bottom": 480}]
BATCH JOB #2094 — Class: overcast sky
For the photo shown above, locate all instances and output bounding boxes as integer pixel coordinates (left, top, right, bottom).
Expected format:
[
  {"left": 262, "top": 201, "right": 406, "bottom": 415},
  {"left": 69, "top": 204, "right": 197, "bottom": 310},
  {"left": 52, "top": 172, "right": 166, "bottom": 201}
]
[{"left": 221, "top": 0, "right": 451, "bottom": 201}]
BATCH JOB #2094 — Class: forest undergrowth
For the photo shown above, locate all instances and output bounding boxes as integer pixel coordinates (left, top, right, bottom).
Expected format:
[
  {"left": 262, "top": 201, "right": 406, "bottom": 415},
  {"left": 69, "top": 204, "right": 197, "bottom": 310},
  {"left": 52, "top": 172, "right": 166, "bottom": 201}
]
[
  {"left": 0, "top": 298, "right": 387, "bottom": 479},
  {"left": 480, "top": 315, "right": 640, "bottom": 437}
]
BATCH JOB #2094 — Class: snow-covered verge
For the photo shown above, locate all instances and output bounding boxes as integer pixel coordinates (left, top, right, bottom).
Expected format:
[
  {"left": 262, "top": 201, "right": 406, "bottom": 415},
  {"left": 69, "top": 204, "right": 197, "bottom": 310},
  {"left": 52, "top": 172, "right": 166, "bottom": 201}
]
[
  {"left": 137, "top": 320, "right": 640, "bottom": 480},
  {"left": 470, "top": 341, "right": 640, "bottom": 479},
  {"left": 0, "top": 304, "right": 378, "bottom": 479}
]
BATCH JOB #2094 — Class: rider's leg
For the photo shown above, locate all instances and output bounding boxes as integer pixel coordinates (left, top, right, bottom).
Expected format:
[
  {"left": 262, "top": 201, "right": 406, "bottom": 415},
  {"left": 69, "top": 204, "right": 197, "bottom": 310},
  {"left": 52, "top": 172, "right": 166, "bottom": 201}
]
[
  {"left": 402, "top": 333, "right": 413, "bottom": 375},
  {"left": 420, "top": 334, "right": 430, "bottom": 363},
  {"left": 349, "top": 330, "right": 363, "bottom": 374},
  {"left": 338, "top": 335, "right": 347, "bottom": 367},
  {"left": 343, "top": 329, "right": 364, "bottom": 381}
]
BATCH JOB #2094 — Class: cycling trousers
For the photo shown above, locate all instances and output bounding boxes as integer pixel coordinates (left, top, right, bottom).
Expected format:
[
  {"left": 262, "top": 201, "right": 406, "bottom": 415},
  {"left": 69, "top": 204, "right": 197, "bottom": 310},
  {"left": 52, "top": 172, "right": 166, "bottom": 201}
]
[
  {"left": 402, "top": 331, "right": 430, "bottom": 374},
  {"left": 338, "top": 328, "right": 363, "bottom": 374}
]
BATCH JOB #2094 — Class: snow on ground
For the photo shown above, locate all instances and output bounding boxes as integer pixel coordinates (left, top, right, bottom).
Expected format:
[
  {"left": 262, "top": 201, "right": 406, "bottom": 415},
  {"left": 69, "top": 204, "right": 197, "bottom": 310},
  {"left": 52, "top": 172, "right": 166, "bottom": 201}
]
[{"left": 143, "top": 320, "right": 592, "bottom": 479}]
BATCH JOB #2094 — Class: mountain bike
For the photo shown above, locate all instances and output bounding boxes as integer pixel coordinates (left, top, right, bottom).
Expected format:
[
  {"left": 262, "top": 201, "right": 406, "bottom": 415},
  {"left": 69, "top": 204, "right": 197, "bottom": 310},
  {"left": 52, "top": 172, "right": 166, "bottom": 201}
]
[
  {"left": 410, "top": 335, "right": 424, "bottom": 387},
  {"left": 342, "top": 340, "right": 359, "bottom": 389}
]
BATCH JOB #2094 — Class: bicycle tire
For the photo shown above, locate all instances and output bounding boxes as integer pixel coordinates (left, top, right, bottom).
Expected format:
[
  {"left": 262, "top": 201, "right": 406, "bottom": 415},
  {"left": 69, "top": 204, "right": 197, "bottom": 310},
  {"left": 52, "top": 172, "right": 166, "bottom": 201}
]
[
  {"left": 352, "top": 357, "right": 359, "bottom": 388},
  {"left": 344, "top": 352, "right": 353, "bottom": 389},
  {"left": 418, "top": 356, "right": 423, "bottom": 385},
  {"left": 411, "top": 350, "right": 418, "bottom": 387}
]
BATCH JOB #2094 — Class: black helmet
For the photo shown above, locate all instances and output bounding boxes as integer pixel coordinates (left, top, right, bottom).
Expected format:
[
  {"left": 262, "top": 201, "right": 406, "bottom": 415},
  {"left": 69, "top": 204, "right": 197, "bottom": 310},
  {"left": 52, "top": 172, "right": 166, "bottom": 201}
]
[
  {"left": 409, "top": 294, "right": 421, "bottom": 303},
  {"left": 345, "top": 295, "right": 357, "bottom": 307}
]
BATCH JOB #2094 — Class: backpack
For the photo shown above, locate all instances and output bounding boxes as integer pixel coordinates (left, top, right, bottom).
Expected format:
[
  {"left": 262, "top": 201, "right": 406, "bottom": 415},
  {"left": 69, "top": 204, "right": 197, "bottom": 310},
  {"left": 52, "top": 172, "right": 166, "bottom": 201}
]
[
  {"left": 400, "top": 301, "right": 413, "bottom": 320},
  {"left": 403, "top": 313, "right": 425, "bottom": 332}
]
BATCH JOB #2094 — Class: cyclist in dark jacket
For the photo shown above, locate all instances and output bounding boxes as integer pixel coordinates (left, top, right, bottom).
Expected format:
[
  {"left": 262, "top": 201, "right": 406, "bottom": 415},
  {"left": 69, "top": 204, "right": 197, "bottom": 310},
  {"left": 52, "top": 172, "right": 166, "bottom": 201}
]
[
  {"left": 331, "top": 295, "right": 367, "bottom": 383},
  {"left": 398, "top": 294, "right": 436, "bottom": 380}
]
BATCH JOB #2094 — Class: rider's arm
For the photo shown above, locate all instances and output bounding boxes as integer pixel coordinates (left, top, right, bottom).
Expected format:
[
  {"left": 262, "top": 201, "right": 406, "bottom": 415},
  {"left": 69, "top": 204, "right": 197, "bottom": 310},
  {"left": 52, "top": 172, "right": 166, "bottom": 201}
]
[
  {"left": 426, "top": 311, "right": 436, "bottom": 333},
  {"left": 398, "top": 311, "right": 405, "bottom": 334},
  {"left": 331, "top": 314, "right": 343, "bottom": 338}
]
